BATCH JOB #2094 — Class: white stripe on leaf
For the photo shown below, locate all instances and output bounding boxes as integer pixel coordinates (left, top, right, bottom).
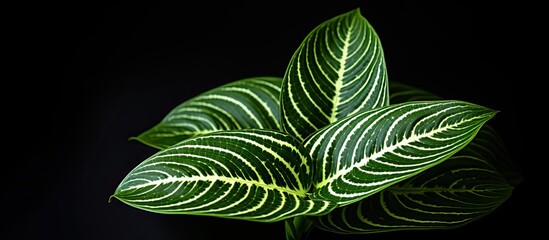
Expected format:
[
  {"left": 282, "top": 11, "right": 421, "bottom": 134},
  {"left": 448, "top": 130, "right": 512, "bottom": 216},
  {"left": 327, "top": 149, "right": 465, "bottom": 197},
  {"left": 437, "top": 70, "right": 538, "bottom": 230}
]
[
  {"left": 281, "top": 9, "right": 389, "bottom": 141},
  {"left": 305, "top": 100, "right": 496, "bottom": 206},
  {"left": 114, "top": 129, "right": 336, "bottom": 222}
]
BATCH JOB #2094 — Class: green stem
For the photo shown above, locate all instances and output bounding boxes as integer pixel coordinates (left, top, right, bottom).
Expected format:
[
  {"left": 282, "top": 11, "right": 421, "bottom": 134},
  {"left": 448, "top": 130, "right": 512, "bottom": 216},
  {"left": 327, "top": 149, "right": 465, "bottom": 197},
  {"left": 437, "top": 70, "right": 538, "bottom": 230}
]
[{"left": 285, "top": 216, "right": 314, "bottom": 240}]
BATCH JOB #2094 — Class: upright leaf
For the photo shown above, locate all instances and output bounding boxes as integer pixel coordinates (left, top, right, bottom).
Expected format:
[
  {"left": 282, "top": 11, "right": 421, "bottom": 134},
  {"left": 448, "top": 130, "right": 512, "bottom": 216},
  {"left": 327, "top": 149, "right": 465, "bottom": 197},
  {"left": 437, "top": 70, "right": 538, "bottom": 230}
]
[
  {"left": 113, "top": 129, "right": 335, "bottom": 222},
  {"left": 312, "top": 126, "right": 515, "bottom": 234},
  {"left": 133, "top": 77, "right": 283, "bottom": 149},
  {"left": 304, "top": 100, "right": 496, "bottom": 206},
  {"left": 280, "top": 8, "right": 389, "bottom": 141}
]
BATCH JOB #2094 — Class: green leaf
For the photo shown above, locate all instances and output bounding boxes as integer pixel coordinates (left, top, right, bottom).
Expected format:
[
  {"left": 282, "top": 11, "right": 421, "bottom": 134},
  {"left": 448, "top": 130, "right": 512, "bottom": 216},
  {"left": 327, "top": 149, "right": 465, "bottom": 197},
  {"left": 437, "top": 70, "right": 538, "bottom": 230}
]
[
  {"left": 312, "top": 126, "right": 514, "bottom": 234},
  {"left": 389, "top": 81, "right": 522, "bottom": 185},
  {"left": 133, "top": 76, "right": 283, "bottom": 149},
  {"left": 304, "top": 100, "right": 496, "bottom": 206},
  {"left": 113, "top": 129, "right": 336, "bottom": 222},
  {"left": 389, "top": 81, "right": 442, "bottom": 103},
  {"left": 280, "top": 8, "right": 389, "bottom": 141}
]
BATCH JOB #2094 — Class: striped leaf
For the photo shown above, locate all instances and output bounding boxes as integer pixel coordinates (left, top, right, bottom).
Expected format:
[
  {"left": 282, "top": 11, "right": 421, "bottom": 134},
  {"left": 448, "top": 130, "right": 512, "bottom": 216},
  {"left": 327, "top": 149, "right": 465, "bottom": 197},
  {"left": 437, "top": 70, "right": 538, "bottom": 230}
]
[
  {"left": 312, "top": 125, "right": 515, "bottom": 234},
  {"left": 133, "top": 76, "right": 283, "bottom": 149},
  {"left": 389, "top": 81, "right": 442, "bottom": 103},
  {"left": 280, "top": 8, "right": 389, "bottom": 141},
  {"left": 389, "top": 81, "right": 522, "bottom": 184},
  {"left": 113, "top": 129, "right": 336, "bottom": 222},
  {"left": 304, "top": 100, "right": 497, "bottom": 206}
]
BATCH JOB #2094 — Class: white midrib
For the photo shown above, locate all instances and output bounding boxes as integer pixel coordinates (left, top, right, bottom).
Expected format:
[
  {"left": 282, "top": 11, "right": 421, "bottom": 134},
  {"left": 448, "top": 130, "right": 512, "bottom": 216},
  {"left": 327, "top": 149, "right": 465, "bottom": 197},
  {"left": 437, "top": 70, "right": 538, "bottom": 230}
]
[
  {"left": 315, "top": 120, "right": 461, "bottom": 189},
  {"left": 122, "top": 175, "right": 308, "bottom": 198},
  {"left": 329, "top": 29, "right": 351, "bottom": 123}
]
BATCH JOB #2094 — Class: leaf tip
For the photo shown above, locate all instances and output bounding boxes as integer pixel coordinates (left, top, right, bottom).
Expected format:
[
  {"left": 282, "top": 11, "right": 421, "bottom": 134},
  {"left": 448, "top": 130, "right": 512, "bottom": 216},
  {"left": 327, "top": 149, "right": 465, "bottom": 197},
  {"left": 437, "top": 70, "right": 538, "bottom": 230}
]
[
  {"left": 465, "top": 101, "right": 499, "bottom": 119},
  {"left": 128, "top": 135, "right": 165, "bottom": 150},
  {"left": 348, "top": 7, "right": 363, "bottom": 18},
  {"left": 488, "top": 108, "right": 500, "bottom": 119}
]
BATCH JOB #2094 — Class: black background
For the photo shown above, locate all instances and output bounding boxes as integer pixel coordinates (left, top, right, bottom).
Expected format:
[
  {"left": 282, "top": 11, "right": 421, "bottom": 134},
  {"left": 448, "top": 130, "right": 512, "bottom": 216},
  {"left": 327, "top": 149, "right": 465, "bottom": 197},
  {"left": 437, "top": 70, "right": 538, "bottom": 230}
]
[{"left": 5, "top": 1, "right": 532, "bottom": 239}]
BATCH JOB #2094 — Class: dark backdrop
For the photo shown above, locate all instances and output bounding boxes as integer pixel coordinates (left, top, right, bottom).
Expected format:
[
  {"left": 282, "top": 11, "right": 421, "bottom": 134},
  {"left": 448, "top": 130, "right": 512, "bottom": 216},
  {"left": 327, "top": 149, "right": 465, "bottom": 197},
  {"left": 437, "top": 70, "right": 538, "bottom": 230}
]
[{"left": 6, "top": 1, "right": 529, "bottom": 239}]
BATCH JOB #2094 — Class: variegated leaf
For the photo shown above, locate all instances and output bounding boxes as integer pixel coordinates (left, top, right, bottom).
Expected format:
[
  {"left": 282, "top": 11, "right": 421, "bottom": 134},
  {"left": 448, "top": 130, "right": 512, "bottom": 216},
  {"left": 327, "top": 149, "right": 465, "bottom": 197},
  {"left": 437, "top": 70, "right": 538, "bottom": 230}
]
[
  {"left": 280, "top": 9, "right": 389, "bottom": 141},
  {"left": 133, "top": 77, "right": 282, "bottom": 149},
  {"left": 389, "top": 81, "right": 521, "bottom": 185},
  {"left": 388, "top": 81, "right": 522, "bottom": 185},
  {"left": 113, "top": 129, "right": 336, "bottom": 222},
  {"left": 313, "top": 125, "right": 515, "bottom": 233},
  {"left": 304, "top": 100, "right": 496, "bottom": 206}
]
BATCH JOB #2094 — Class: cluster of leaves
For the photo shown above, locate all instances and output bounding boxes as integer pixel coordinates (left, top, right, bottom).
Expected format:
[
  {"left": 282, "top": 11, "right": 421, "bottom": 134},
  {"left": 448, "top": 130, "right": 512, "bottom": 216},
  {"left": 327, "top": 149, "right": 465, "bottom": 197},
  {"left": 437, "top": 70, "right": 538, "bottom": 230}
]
[{"left": 112, "top": 8, "right": 519, "bottom": 240}]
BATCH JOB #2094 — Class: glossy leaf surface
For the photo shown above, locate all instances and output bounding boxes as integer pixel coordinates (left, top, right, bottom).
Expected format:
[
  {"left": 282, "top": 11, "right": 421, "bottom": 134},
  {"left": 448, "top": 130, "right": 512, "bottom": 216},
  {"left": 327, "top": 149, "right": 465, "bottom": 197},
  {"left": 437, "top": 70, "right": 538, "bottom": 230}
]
[
  {"left": 114, "top": 129, "right": 336, "bottom": 222},
  {"left": 313, "top": 126, "right": 514, "bottom": 233},
  {"left": 305, "top": 100, "right": 497, "bottom": 206},
  {"left": 135, "top": 77, "right": 282, "bottom": 149},
  {"left": 280, "top": 9, "right": 389, "bottom": 141}
]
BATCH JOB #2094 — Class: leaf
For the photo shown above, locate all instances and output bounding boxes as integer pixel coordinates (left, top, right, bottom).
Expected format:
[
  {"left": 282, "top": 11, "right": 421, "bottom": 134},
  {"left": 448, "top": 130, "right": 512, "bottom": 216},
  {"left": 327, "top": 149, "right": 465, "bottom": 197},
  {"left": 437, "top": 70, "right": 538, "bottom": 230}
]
[
  {"left": 389, "top": 81, "right": 442, "bottom": 103},
  {"left": 304, "top": 100, "right": 497, "bottom": 206},
  {"left": 280, "top": 8, "right": 389, "bottom": 141},
  {"left": 389, "top": 81, "right": 521, "bottom": 185},
  {"left": 388, "top": 81, "right": 522, "bottom": 185},
  {"left": 133, "top": 76, "right": 283, "bottom": 149},
  {"left": 312, "top": 125, "right": 514, "bottom": 234},
  {"left": 113, "top": 129, "right": 336, "bottom": 222}
]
